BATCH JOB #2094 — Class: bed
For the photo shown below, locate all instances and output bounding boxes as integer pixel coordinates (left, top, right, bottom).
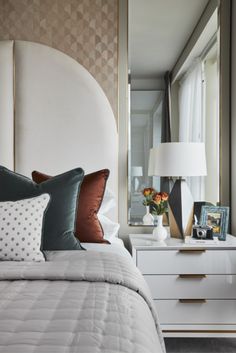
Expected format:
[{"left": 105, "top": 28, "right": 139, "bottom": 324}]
[{"left": 0, "top": 40, "right": 165, "bottom": 353}]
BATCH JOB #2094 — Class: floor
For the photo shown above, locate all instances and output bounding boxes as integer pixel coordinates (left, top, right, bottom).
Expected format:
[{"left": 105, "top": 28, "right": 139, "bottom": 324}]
[{"left": 165, "top": 338, "right": 236, "bottom": 353}]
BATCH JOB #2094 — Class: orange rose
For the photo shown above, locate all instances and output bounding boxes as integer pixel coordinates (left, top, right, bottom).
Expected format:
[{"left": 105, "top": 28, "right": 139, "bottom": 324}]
[
  {"left": 143, "top": 188, "right": 151, "bottom": 197},
  {"left": 161, "top": 192, "right": 169, "bottom": 201},
  {"left": 143, "top": 187, "right": 155, "bottom": 197},
  {"left": 153, "top": 192, "right": 162, "bottom": 204}
]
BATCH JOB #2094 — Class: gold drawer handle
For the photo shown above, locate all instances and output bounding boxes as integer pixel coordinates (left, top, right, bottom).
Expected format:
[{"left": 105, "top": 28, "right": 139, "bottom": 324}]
[
  {"left": 179, "top": 299, "right": 207, "bottom": 304},
  {"left": 178, "top": 249, "right": 206, "bottom": 254},
  {"left": 178, "top": 274, "right": 207, "bottom": 279}
]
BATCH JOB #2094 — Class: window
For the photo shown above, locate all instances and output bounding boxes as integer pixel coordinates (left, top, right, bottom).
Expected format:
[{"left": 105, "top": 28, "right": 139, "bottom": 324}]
[{"left": 178, "top": 40, "right": 219, "bottom": 203}]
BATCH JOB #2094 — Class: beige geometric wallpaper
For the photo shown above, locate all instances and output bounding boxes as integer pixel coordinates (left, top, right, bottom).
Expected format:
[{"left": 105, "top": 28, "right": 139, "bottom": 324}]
[{"left": 0, "top": 0, "right": 118, "bottom": 119}]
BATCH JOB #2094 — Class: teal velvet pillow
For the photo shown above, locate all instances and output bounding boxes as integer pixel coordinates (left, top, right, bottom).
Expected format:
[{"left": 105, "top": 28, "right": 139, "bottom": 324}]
[{"left": 0, "top": 166, "right": 84, "bottom": 251}]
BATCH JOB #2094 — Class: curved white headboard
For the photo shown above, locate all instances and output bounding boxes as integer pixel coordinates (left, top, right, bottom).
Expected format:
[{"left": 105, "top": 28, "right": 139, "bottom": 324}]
[{"left": 0, "top": 40, "right": 118, "bottom": 220}]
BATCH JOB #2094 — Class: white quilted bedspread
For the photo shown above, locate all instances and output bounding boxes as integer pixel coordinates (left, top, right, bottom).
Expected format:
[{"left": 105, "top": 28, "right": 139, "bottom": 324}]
[{"left": 0, "top": 251, "right": 165, "bottom": 353}]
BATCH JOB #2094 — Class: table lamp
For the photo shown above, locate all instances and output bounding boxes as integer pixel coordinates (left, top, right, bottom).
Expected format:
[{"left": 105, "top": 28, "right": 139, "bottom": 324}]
[
  {"left": 148, "top": 143, "right": 207, "bottom": 238},
  {"left": 131, "top": 166, "right": 143, "bottom": 192}
]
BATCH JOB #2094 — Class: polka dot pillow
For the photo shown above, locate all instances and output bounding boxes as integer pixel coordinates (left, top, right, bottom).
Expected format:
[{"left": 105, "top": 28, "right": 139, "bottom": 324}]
[{"left": 0, "top": 194, "right": 50, "bottom": 261}]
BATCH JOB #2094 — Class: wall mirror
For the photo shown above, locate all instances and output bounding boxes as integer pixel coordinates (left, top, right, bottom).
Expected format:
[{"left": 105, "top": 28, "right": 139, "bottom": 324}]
[{"left": 127, "top": 0, "right": 231, "bottom": 227}]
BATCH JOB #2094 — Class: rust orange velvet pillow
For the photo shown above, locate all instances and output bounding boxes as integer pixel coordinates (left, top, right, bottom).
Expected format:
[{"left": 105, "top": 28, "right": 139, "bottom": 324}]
[{"left": 32, "top": 169, "right": 110, "bottom": 243}]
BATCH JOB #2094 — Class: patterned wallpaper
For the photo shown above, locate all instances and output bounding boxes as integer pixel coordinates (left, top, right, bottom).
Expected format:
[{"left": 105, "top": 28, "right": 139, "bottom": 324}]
[{"left": 0, "top": 0, "right": 118, "bottom": 118}]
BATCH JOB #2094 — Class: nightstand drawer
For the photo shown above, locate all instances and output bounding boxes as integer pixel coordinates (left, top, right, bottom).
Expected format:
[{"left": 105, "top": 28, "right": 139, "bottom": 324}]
[
  {"left": 137, "top": 250, "right": 236, "bottom": 274},
  {"left": 145, "top": 275, "right": 236, "bottom": 299},
  {"left": 155, "top": 300, "right": 236, "bottom": 325}
]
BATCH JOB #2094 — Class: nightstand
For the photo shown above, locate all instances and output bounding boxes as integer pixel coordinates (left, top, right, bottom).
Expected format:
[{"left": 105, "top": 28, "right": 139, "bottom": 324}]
[{"left": 129, "top": 234, "right": 236, "bottom": 337}]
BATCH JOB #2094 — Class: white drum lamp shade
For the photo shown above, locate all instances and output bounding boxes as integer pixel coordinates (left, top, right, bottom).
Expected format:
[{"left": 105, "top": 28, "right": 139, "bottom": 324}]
[
  {"left": 148, "top": 143, "right": 207, "bottom": 177},
  {"left": 148, "top": 143, "right": 207, "bottom": 238}
]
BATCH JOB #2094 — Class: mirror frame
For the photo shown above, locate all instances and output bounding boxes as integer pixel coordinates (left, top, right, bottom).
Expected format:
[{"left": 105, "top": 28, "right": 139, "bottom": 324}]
[
  {"left": 219, "top": 0, "right": 231, "bottom": 212},
  {"left": 118, "top": 0, "right": 231, "bottom": 237}
]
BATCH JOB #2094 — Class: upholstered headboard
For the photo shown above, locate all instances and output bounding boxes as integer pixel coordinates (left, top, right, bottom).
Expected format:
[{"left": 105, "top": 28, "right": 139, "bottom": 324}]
[{"left": 0, "top": 40, "right": 118, "bottom": 220}]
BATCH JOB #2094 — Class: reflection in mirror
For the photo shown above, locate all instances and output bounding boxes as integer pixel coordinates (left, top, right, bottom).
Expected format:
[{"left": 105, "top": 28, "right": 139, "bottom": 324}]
[
  {"left": 128, "top": 0, "right": 226, "bottom": 227},
  {"left": 129, "top": 90, "right": 164, "bottom": 224},
  {"left": 175, "top": 20, "right": 219, "bottom": 206}
]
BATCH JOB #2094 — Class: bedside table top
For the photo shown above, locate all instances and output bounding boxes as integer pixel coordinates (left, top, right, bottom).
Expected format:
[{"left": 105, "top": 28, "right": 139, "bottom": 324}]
[{"left": 129, "top": 234, "right": 236, "bottom": 250}]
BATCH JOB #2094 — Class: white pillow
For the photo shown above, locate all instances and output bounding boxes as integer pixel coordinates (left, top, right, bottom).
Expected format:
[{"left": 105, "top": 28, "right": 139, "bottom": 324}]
[
  {"left": 98, "top": 214, "right": 120, "bottom": 242},
  {"left": 99, "top": 188, "right": 116, "bottom": 215},
  {"left": 0, "top": 194, "right": 50, "bottom": 261}
]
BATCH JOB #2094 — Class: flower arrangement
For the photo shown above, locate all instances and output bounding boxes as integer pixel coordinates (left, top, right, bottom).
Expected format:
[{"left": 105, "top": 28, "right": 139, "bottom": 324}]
[
  {"left": 142, "top": 188, "right": 169, "bottom": 215},
  {"left": 151, "top": 191, "right": 169, "bottom": 215},
  {"left": 142, "top": 188, "right": 156, "bottom": 206}
]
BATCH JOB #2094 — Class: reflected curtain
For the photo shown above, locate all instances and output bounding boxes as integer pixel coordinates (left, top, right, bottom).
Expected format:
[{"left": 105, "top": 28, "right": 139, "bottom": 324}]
[
  {"left": 179, "top": 59, "right": 205, "bottom": 201},
  {"left": 162, "top": 71, "right": 172, "bottom": 142},
  {"left": 160, "top": 71, "right": 172, "bottom": 193}
]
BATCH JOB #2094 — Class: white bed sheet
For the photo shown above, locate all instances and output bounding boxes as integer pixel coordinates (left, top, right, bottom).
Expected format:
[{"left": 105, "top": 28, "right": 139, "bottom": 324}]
[
  {"left": 81, "top": 238, "right": 131, "bottom": 259},
  {"left": 45, "top": 238, "right": 132, "bottom": 261}
]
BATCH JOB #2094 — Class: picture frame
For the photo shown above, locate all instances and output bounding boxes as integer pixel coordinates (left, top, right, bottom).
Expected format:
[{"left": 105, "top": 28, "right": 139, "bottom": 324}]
[{"left": 200, "top": 206, "right": 230, "bottom": 240}]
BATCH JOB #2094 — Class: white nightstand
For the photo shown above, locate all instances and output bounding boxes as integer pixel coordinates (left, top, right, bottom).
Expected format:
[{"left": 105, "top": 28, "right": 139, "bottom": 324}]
[{"left": 129, "top": 234, "right": 236, "bottom": 337}]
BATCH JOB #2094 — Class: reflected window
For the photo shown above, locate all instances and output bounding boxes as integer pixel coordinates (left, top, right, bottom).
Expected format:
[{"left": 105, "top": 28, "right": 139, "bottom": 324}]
[
  {"left": 178, "top": 39, "right": 219, "bottom": 204},
  {"left": 129, "top": 90, "right": 164, "bottom": 224}
]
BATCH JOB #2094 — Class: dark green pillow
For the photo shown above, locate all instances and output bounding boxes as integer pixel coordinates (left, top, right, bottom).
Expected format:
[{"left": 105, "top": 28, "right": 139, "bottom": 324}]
[{"left": 0, "top": 166, "right": 84, "bottom": 251}]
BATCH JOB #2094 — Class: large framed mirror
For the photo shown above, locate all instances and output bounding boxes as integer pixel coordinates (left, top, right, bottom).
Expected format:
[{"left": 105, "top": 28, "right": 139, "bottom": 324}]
[{"left": 127, "top": 0, "right": 231, "bottom": 228}]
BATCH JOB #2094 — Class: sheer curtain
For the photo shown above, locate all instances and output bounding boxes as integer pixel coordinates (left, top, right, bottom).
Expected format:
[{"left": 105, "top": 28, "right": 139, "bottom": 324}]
[{"left": 179, "top": 60, "right": 205, "bottom": 201}]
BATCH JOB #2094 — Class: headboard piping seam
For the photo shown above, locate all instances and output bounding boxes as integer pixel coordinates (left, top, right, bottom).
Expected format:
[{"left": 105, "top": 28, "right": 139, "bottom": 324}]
[{"left": 13, "top": 40, "right": 16, "bottom": 172}]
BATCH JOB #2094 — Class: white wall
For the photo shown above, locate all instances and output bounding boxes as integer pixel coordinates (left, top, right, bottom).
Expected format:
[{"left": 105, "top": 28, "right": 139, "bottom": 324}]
[
  {"left": 231, "top": 2, "right": 236, "bottom": 234},
  {"left": 131, "top": 78, "right": 165, "bottom": 90}
]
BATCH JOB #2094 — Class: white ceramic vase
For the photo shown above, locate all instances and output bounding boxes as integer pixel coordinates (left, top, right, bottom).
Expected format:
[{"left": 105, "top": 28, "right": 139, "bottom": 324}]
[
  {"left": 143, "top": 206, "right": 154, "bottom": 225},
  {"left": 153, "top": 214, "right": 167, "bottom": 242}
]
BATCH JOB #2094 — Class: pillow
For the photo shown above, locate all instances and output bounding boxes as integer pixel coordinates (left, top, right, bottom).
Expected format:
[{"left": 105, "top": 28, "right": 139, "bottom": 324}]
[
  {"left": 0, "top": 166, "right": 84, "bottom": 251},
  {"left": 32, "top": 169, "right": 110, "bottom": 243},
  {"left": 98, "top": 214, "right": 120, "bottom": 242},
  {"left": 0, "top": 194, "right": 50, "bottom": 261},
  {"left": 98, "top": 188, "right": 119, "bottom": 242},
  {"left": 99, "top": 188, "right": 116, "bottom": 215}
]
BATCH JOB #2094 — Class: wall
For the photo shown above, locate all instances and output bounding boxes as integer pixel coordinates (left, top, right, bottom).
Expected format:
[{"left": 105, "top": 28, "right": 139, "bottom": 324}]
[
  {"left": 231, "top": 1, "right": 236, "bottom": 234},
  {"left": 131, "top": 78, "right": 165, "bottom": 90},
  {"left": 0, "top": 0, "right": 118, "bottom": 118}
]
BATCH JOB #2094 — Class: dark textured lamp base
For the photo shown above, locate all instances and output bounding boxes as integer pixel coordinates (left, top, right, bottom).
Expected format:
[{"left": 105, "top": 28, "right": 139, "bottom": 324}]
[{"left": 168, "top": 179, "right": 194, "bottom": 238}]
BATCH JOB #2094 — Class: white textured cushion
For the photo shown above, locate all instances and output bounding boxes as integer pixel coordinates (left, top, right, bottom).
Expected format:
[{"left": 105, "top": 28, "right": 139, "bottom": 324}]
[
  {"left": 0, "top": 194, "right": 50, "bottom": 261},
  {"left": 98, "top": 189, "right": 120, "bottom": 241},
  {"left": 99, "top": 188, "right": 116, "bottom": 215},
  {"left": 98, "top": 214, "right": 120, "bottom": 242}
]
